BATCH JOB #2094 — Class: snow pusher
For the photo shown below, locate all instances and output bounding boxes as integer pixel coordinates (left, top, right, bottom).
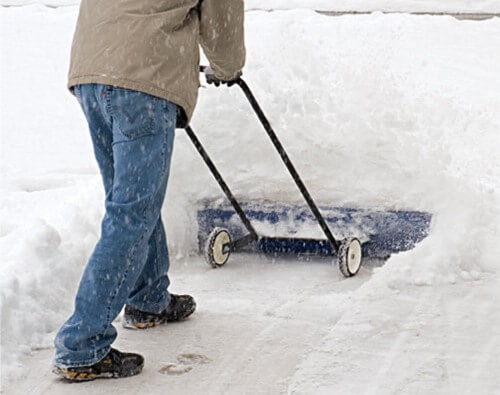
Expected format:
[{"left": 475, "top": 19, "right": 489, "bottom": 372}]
[{"left": 185, "top": 67, "right": 431, "bottom": 277}]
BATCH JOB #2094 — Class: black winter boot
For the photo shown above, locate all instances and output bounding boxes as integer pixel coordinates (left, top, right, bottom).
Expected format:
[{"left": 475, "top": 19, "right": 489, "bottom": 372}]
[
  {"left": 123, "top": 294, "right": 196, "bottom": 329},
  {"left": 53, "top": 348, "right": 144, "bottom": 382}
]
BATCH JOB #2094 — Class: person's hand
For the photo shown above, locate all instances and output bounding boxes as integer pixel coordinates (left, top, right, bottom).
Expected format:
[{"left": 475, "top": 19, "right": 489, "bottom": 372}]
[{"left": 205, "top": 66, "right": 242, "bottom": 87}]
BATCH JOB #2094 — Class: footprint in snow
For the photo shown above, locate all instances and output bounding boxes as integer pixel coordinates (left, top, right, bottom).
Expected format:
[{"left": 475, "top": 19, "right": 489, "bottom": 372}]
[
  {"left": 158, "top": 364, "right": 193, "bottom": 376},
  {"left": 159, "top": 353, "right": 211, "bottom": 376},
  {"left": 176, "top": 353, "right": 211, "bottom": 365}
]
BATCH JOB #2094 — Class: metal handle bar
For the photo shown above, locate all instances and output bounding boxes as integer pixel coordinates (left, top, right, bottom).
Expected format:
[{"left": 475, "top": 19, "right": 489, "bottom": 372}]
[
  {"left": 198, "top": 65, "right": 339, "bottom": 252},
  {"left": 184, "top": 125, "right": 258, "bottom": 240}
]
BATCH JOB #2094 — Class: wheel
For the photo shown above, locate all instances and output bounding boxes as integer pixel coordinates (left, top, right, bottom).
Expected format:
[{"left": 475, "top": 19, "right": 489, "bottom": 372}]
[
  {"left": 337, "top": 237, "right": 362, "bottom": 277},
  {"left": 205, "top": 227, "right": 231, "bottom": 268}
]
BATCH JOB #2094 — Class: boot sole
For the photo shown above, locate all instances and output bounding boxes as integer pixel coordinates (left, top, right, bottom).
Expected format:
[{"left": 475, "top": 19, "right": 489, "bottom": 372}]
[{"left": 122, "top": 319, "right": 166, "bottom": 330}]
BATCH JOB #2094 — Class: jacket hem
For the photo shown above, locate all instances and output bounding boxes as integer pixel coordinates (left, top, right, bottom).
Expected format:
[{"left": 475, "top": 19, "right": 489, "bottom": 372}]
[{"left": 68, "top": 75, "right": 195, "bottom": 125}]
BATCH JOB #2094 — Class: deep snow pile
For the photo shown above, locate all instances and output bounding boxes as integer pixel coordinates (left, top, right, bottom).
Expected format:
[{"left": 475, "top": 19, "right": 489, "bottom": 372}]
[{"left": 1, "top": 5, "right": 500, "bottom": 391}]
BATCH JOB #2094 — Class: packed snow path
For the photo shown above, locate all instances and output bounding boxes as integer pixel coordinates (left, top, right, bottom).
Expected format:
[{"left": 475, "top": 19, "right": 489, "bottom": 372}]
[
  {"left": 3, "top": 258, "right": 373, "bottom": 394},
  {"left": 4, "top": 260, "right": 499, "bottom": 394}
]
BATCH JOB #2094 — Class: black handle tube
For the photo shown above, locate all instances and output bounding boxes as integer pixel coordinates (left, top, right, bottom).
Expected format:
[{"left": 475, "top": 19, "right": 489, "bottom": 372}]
[
  {"left": 184, "top": 126, "right": 258, "bottom": 240},
  {"left": 235, "top": 79, "right": 340, "bottom": 252}
]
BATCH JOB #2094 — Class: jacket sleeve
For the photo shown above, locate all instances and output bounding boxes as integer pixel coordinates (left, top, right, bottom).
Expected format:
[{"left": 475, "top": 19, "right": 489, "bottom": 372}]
[{"left": 199, "top": 0, "right": 246, "bottom": 80}]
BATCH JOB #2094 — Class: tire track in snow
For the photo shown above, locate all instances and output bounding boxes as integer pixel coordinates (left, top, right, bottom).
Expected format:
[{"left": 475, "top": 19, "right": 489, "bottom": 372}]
[{"left": 364, "top": 287, "right": 434, "bottom": 395}]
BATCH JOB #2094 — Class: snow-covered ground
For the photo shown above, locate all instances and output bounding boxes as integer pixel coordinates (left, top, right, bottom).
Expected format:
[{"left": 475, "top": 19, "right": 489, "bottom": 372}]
[{"left": 1, "top": 4, "right": 500, "bottom": 394}]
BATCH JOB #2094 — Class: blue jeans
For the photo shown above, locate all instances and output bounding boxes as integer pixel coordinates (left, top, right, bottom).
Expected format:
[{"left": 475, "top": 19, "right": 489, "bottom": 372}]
[{"left": 54, "top": 84, "right": 177, "bottom": 367}]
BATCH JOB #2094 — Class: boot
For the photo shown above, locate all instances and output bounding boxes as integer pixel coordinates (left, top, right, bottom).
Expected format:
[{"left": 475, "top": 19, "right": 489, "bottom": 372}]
[
  {"left": 123, "top": 294, "right": 196, "bottom": 329},
  {"left": 53, "top": 348, "right": 144, "bottom": 382}
]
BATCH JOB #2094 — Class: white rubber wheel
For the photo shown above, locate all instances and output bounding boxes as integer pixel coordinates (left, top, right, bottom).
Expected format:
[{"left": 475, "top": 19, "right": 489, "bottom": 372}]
[
  {"left": 205, "top": 228, "right": 231, "bottom": 268},
  {"left": 337, "top": 237, "right": 362, "bottom": 277}
]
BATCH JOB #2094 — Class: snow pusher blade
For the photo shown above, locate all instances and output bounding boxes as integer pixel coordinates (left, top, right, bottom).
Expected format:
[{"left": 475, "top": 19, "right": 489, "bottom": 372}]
[
  {"left": 198, "top": 200, "right": 431, "bottom": 260},
  {"left": 189, "top": 67, "right": 431, "bottom": 277}
]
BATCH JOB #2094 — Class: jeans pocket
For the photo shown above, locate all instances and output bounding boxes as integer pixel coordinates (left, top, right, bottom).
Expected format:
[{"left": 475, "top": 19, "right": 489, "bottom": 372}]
[{"left": 110, "top": 88, "right": 158, "bottom": 141}]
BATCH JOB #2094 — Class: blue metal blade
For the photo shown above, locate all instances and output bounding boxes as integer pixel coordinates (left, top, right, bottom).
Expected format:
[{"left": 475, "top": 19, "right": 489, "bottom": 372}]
[{"left": 198, "top": 200, "right": 431, "bottom": 259}]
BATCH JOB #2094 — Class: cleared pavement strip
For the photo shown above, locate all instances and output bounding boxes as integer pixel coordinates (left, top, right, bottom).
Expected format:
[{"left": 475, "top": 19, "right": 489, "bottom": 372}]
[{"left": 317, "top": 11, "right": 500, "bottom": 21}]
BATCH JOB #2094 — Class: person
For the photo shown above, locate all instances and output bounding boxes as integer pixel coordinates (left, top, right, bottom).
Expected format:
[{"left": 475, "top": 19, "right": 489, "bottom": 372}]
[{"left": 53, "top": 0, "right": 245, "bottom": 382}]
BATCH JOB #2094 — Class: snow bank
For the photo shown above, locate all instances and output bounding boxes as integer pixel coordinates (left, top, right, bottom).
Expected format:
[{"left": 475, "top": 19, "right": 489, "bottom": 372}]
[
  {"left": 190, "top": 10, "right": 500, "bottom": 286},
  {"left": 1, "top": 5, "right": 499, "bottom": 389},
  {"left": 0, "top": 178, "right": 103, "bottom": 383},
  {"left": 246, "top": 0, "right": 500, "bottom": 13}
]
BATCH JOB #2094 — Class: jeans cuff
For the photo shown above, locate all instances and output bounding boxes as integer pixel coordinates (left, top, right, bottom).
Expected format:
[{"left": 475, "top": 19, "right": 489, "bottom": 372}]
[{"left": 54, "top": 346, "right": 110, "bottom": 369}]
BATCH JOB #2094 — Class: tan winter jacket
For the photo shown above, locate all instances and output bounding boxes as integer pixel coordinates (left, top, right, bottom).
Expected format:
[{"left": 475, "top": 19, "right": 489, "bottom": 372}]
[{"left": 67, "top": 0, "right": 245, "bottom": 127}]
